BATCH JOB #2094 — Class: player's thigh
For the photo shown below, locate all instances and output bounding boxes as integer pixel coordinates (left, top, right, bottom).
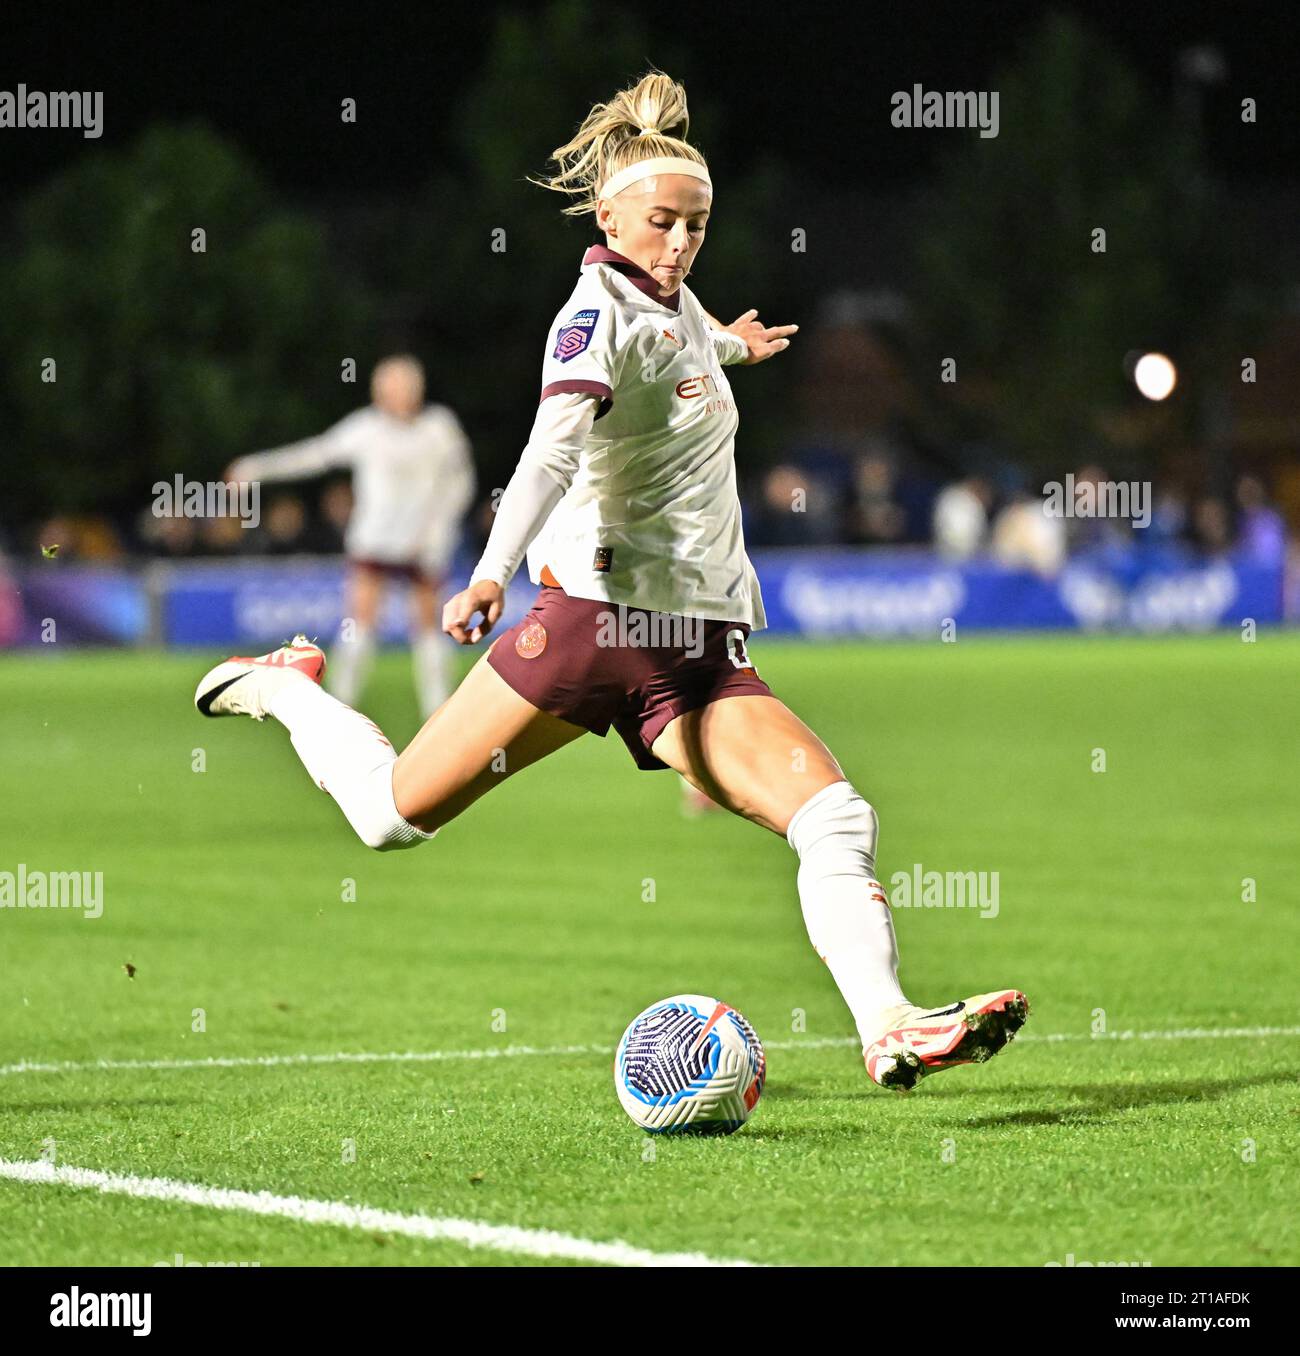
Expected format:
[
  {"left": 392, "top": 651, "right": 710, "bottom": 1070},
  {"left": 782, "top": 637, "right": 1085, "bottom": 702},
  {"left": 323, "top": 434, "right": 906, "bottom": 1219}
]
[
  {"left": 346, "top": 563, "right": 384, "bottom": 627},
  {"left": 392, "top": 644, "right": 587, "bottom": 831},
  {"left": 650, "top": 694, "right": 845, "bottom": 837}
]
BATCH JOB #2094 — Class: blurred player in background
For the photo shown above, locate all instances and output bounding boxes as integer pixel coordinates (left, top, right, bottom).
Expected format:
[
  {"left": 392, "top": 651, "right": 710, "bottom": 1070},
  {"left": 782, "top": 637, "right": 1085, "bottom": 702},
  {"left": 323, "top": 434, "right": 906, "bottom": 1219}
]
[{"left": 228, "top": 356, "right": 475, "bottom": 715}]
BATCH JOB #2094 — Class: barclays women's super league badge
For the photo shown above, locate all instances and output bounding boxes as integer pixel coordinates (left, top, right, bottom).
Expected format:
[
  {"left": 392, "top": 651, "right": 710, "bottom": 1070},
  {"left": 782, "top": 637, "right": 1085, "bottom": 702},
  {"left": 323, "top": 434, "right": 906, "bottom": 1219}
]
[{"left": 553, "top": 309, "right": 599, "bottom": 362}]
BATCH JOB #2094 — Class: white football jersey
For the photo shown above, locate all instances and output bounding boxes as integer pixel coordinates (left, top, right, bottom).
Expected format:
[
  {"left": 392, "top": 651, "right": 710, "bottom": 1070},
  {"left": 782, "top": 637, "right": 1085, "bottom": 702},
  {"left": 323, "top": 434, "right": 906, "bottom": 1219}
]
[
  {"left": 523, "top": 244, "right": 765, "bottom": 628},
  {"left": 236, "top": 405, "right": 475, "bottom": 573}
]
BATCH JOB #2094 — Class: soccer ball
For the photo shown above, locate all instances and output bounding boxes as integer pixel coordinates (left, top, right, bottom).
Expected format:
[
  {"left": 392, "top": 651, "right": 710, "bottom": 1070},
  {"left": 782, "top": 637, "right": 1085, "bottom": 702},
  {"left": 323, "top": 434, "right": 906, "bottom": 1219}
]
[{"left": 614, "top": 994, "right": 766, "bottom": 1135}]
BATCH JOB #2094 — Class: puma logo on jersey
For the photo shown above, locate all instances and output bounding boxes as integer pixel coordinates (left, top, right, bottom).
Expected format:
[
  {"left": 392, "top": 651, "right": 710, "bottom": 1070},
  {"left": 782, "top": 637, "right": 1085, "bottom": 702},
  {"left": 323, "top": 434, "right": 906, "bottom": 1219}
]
[{"left": 661, "top": 328, "right": 683, "bottom": 347}]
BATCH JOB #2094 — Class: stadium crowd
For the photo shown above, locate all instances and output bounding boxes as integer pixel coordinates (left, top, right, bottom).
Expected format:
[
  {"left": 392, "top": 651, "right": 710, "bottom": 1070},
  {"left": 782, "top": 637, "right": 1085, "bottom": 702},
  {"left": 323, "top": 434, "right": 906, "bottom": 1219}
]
[
  {"left": 22, "top": 461, "right": 1288, "bottom": 576},
  {"left": 12, "top": 310, "right": 1294, "bottom": 575}
]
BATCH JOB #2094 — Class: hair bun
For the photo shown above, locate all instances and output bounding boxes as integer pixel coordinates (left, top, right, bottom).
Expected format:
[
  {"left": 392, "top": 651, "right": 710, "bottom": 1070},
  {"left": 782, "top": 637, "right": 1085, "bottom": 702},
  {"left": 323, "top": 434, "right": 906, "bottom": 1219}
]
[{"left": 529, "top": 71, "right": 699, "bottom": 218}]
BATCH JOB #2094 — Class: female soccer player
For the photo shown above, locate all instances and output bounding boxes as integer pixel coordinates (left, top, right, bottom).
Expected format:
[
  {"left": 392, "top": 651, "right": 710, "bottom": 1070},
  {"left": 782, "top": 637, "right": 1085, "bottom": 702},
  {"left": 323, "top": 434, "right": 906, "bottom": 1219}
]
[
  {"left": 197, "top": 72, "right": 1027, "bottom": 1091},
  {"left": 226, "top": 355, "right": 476, "bottom": 716}
]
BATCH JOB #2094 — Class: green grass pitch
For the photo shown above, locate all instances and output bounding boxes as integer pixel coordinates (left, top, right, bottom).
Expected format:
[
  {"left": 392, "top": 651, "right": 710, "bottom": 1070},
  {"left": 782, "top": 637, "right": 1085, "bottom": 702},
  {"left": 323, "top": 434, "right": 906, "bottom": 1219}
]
[{"left": 0, "top": 631, "right": 1296, "bottom": 1266}]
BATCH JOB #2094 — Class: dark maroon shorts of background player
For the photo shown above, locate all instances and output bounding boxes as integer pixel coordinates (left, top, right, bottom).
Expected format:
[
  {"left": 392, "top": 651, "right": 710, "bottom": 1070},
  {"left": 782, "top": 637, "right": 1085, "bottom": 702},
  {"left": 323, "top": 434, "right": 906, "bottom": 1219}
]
[
  {"left": 349, "top": 557, "right": 436, "bottom": 583},
  {"left": 486, "top": 585, "right": 773, "bottom": 771}
]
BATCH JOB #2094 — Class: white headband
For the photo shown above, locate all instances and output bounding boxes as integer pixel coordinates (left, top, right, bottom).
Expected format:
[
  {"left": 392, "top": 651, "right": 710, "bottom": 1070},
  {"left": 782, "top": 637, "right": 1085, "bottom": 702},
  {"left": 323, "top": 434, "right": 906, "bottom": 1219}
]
[{"left": 596, "top": 155, "right": 712, "bottom": 203}]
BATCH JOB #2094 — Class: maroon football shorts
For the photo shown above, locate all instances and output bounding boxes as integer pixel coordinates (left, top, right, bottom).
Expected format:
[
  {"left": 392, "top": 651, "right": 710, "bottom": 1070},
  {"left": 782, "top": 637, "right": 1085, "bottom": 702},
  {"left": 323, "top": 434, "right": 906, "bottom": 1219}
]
[
  {"left": 486, "top": 585, "right": 774, "bottom": 770},
  {"left": 348, "top": 556, "right": 437, "bottom": 584}
]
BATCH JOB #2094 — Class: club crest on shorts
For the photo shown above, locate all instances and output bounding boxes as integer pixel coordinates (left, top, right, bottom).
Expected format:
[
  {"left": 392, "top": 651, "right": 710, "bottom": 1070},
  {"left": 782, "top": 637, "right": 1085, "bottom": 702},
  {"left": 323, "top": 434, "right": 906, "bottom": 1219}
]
[
  {"left": 515, "top": 621, "right": 548, "bottom": 659},
  {"left": 553, "top": 309, "right": 599, "bottom": 363}
]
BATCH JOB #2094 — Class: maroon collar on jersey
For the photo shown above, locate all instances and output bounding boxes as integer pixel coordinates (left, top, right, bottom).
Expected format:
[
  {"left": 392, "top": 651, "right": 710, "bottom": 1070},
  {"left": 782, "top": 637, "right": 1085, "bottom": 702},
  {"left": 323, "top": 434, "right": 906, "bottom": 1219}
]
[{"left": 582, "top": 243, "right": 682, "bottom": 315}]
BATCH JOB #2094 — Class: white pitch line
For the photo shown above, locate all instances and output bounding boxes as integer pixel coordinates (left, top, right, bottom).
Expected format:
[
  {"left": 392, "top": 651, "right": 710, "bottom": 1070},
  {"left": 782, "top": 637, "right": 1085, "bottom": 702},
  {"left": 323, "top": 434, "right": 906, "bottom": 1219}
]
[
  {"left": 0, "top": 1043, "right": 608, "bottom": 1078},
  {"left": 1, "top": 1025, "right": 1296, "bottom": 1080},
  {"left": 1023, "top": 1025, "right": 1300, "bottom": 1044},
  {"left": 0, "top": 1159, "right": 759, "bottom": 1268}
]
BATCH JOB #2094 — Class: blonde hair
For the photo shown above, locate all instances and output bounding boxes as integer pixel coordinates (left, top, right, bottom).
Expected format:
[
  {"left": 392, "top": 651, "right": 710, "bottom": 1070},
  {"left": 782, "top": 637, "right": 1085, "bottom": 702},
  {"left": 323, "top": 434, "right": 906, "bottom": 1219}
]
[{"left": 529, "top": 69, "right": 708, "bottom": 218}]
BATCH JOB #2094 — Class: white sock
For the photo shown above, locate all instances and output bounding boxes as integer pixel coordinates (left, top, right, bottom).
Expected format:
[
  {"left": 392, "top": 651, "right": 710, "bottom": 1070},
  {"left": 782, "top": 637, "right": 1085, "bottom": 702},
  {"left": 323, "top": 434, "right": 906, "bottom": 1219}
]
[
  {"left": 412, "top": 628, "right": 448, "bottom": 717},
  {"left": 787, "top": 779, "right": 909, "bottom": 1052},
  {"left": 328, "top": 622, "right": 376, "bottom": 708},
  {"left": 269, "top": 680, "right": 435, "bottom": 851}
]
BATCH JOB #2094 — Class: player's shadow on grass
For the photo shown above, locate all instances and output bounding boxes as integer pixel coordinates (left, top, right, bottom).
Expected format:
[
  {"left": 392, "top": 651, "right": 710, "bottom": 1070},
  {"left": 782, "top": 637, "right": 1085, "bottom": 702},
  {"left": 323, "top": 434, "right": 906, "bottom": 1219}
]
[{"left": 951, "top": 1071, "right": 1294, "bottom": 1128}]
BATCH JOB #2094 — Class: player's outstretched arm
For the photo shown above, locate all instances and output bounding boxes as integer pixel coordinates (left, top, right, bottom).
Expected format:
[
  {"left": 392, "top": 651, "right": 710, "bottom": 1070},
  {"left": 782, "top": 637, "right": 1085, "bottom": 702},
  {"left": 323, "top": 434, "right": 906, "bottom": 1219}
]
[
  {"left": 225, "top": 411, "right": 365, "bottom": 485},
  {"left": 444, "top": 390, "right": 597, "bottom": 646}
]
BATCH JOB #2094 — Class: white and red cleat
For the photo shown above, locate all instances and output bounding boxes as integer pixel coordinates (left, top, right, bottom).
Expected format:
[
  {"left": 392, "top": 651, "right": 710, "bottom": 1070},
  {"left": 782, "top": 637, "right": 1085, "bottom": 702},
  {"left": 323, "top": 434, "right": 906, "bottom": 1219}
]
[
  {"left": 194, "top": 634, "right": 326, "bottom": 721},
  {"left": 864, "top": 989, "right": 1030, "bottom": 1091}
]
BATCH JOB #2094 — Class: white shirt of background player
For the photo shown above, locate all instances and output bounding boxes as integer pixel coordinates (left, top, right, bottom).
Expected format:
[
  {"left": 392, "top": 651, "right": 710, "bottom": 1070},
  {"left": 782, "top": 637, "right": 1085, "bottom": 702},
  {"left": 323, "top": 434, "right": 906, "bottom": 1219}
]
[{"left": 229, "top": 356, "right": 475, "bottom": 715}]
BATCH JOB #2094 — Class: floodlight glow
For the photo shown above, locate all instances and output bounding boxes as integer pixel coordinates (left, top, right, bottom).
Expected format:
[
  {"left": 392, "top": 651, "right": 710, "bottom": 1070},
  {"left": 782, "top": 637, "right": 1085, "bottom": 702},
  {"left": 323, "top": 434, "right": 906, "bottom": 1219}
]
[{"left": 1134, "top": 352, "right": 1177, "bottom": 401}]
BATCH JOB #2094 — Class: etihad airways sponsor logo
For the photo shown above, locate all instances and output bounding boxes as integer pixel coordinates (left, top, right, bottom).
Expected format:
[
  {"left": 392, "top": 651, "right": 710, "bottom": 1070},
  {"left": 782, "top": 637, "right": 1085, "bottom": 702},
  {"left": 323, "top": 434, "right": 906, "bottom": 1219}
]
[{"left": 674, "top": 372, "right": 736, "bottom": 415}]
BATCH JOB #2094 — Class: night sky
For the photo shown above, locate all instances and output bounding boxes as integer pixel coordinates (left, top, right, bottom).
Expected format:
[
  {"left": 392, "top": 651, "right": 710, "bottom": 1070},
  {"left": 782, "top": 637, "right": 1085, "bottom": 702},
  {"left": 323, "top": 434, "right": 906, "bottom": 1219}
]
[{"left": 5, "top": 0, "right": 1297, "bottom": 202}]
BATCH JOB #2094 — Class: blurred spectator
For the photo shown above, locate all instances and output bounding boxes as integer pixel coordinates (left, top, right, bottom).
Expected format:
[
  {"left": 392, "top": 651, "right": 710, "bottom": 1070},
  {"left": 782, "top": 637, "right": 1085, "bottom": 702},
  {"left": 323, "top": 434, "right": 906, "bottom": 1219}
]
[
  {"left": 1234, "top": 474, "right": 1286, "bottom": 564},
  {"left": 850, "top": 451, "right": 907, "bottom": 544},
  {"left": 991, "top": 493, "right": 1067, "bottom": 576},
  {"left": 1150, "top": 486, "right": 1190, "bottom": 542},
  {"left": 784, "top": 309, "right": 947, "bottom": 545},
  {"left": 258, "top": 493, "right": 309, "bottom": 555},
  {"left": 316, "top": 478, "right": 354, "bottom": 551},
  {"left": 199, "top": 513, "right": 256, "bottom": 556},
  {"left": 1192, "top": 495, "right": 1233, "bottom": 554},
  {"left": 746, "top": 464, "right": 840, "bottom": 546},
  {"left": 37, "top": 515, "right": 76, "bottom": 560},
  {"left": 152, "top": 514, "right": 201, "bottom": 557},
  {"left": 1065, "top": 463, "right": 1132, "bottom": 553},
  {"left": 36, "top": 514, "right": 125, "bottom": 561},
  {"left": 932, "top": 475, "right": 992, "bottom": 560}
]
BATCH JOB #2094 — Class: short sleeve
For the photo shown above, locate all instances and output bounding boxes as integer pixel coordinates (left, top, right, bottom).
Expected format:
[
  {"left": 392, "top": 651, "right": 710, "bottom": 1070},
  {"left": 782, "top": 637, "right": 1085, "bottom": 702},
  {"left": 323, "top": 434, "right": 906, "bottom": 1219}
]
[{"left": 538, "top": 300, "right": 619, "bottom": 416}]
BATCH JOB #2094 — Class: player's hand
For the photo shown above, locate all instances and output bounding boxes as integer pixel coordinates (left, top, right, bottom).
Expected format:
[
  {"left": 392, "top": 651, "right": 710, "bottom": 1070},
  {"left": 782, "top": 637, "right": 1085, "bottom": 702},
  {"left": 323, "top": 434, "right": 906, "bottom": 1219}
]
[
  {"left": 443, "top": 579, "right": 504, "bottom": 645},
  {"left": 725, "top": 309, "right": 799, "bottom": 364},
  {"left": 224, "top": 459, "right": 252, "bottom": 484}
]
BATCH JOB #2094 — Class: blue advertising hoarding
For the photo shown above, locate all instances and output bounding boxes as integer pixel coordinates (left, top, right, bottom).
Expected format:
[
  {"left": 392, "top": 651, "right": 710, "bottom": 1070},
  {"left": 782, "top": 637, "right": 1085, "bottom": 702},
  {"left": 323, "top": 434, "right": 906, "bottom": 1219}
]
[{"left": 0, "top": 547, "right": 1287, "bottom": 648}]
